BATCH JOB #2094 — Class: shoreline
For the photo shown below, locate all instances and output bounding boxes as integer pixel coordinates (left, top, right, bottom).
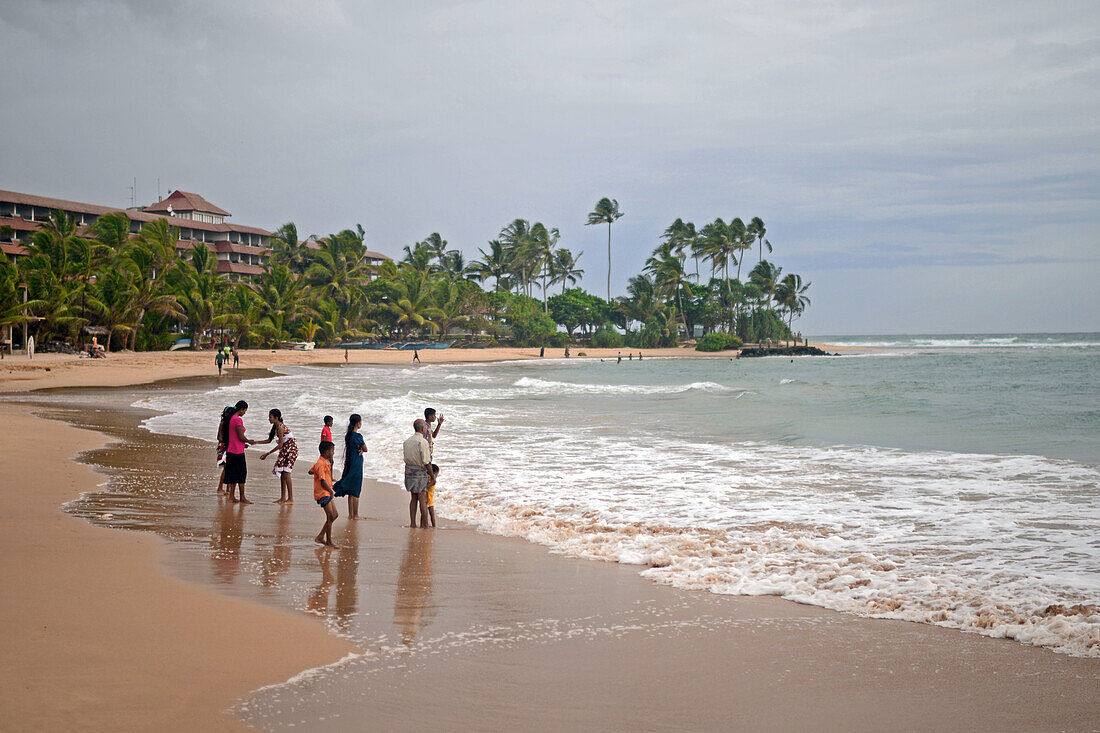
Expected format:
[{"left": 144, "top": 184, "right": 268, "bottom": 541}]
[
  {"left": 0, "top": 344, "right": 863, "bottom": 394},
  {"left": 0, "top": 398, "right": 356, "bottom": 732},
  {"left": 3, "top": 371, "right": 1098, "bottom": 730}
]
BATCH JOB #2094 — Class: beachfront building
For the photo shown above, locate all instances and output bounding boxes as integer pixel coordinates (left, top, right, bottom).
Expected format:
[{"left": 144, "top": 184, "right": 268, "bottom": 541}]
[{"left": 0, "top": 189, "right": 272, "bottom": 280}]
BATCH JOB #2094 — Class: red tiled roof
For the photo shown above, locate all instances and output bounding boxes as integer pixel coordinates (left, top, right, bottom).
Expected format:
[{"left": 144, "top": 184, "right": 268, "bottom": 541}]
[
  {"left": 1, "top": 242, "right": 27, "bottom": 257},
  {"left": 0, "top": 216, "right": 40, "bottom": 232},
  {"left": 0, "top": 191, "right": 271, "bottom": 237},
  {"left": 301, "top": 240, "right": 389, "bottom": 261},
  {"left": 217, "top": 261, "right": 264, "bottom": 275},
  {"left": 213, "top": 242, "right": 271, "bottom": 256},
  {"left": 144, "top": 190, "right": 230, "bottom": 217}
]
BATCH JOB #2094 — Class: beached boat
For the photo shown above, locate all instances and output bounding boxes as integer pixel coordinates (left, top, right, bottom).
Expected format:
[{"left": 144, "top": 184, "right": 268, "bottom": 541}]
[
  {"left": 397, "top": 342, "right": 428, "bottom": 350},
  {"left": 168, "top": 338, "right": 191, "bottom": 351},
  {"left": 425, "top": 341, "right": 454, "bottom": 349}
]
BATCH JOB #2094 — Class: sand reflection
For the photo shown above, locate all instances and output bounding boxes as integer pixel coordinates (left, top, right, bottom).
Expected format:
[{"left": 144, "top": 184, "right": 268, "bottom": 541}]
[
  {"left": 211, "top": 501, "right": 245, "bottom": 584},
  {"left": 260, "top": 505, "right": 293, "bottom": 588},
  {"left": 393, "top": 530, "right": 436, "bottom": 645}
]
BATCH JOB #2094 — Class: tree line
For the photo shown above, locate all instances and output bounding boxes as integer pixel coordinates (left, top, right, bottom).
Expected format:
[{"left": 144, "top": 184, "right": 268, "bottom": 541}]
[{"left": 0, "top": 198, "right": 810, "bottom": 351}]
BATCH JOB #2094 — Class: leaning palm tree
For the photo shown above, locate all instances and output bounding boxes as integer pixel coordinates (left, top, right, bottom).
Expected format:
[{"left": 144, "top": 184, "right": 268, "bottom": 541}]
[
  {"left": 85, "top": 264, "right": 139, "bottom": 351},
  {"left": 471, "top": 240, "right": 511, "bottom": 292},
  {"left": 530, "top": 222, "right": 560, "bottom": 312},
  {"left": 420, "top": 233, "right": 449, "bottom": 267},
  {"left": 550, "top": 248, "right": 584, "bottom": 294},
  {"left": 748, "top": 260, "right": 782, "bottom": 312},
  {"left": 644, "top": 241, "right": 689, "bottom": 334},
  {"left": 748, "top": 216, "right": 770, "bottom": 264},
  {"left": 585, "top": 197, "right": 624, "bottom": 302},
  {"left": 729, "top": 217, "right": 752, "bottom": 282},
  {"left": 775, "top": 273, "right": 811, "bottom": 344},
  {"left": 269, "top": 222, "right": 313, "bottom": 275}
]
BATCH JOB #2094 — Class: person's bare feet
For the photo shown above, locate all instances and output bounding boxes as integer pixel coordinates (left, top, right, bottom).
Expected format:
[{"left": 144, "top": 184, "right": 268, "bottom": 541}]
[
  {"left": 325, "top": 542, "right": 340, "bottom": 549},
  {"left": 274, "top": 499, "right": 284, "bottom": 504},
  {"left": 216, "top": 489, "right": 226, "bottom": 495},
  {"left": 239, "top": 498, "right": 253, "bottom": 505}
]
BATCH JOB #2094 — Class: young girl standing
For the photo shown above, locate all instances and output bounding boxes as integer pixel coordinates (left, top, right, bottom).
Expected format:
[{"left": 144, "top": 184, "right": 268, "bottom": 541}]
[
  {"left": 332, "top": 413, "right": 368, "bottom": 520},
  {"left": 259, "top": 408, "right": 297, "bottom": 503}
]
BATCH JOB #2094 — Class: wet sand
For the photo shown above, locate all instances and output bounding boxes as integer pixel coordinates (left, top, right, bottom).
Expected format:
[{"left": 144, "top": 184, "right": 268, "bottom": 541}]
[
  {"left": 0, "top": 400, "right": 355, "bottom": 732},
  {"left": 5, "top": 377, "right": 1098, "bottom": 731}
]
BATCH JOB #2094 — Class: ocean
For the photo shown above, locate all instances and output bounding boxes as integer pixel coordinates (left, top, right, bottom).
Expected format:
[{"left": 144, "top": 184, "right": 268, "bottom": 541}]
[{"left": 133, "top": 332, "right": 1100, "bottom": 658}]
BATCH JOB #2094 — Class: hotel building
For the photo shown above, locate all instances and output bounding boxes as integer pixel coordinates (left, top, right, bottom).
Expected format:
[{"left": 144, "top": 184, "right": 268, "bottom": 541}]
[{"left": 0, "top": 189, "right": 389, "bottom": 279}]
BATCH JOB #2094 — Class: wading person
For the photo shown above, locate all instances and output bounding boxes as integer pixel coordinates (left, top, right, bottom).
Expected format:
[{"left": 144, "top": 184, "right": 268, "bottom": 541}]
[
  {"left": 403, "top": 419, "right": 432, "bottom": 527},
  {"left": 223, "top": 400, "right": 256, "bottom": 504},
  {"left": 259, "top": 408, "right": 297, "bottom": 503},
  {"left": 310, "top": 440, "right": 339, "bottom": 548},
  {"left": 424, "top": 407, "right": 445, "bottom": 527},
  {"left": 215, "top": 350, "right": 225, "bottom": 376},
  {"left": 332, "top": 413, "right": 367, "bottom": 520}
]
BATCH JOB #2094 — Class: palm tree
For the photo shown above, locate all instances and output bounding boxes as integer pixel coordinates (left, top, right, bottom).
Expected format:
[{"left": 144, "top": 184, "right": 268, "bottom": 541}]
[
  {"left": 173, "top": 244, "right": 225, "bottom": 349},
  {"left": 471, "top": 240, "right": 510, "bottom": 292},
  {"left": 400, "top": 241, "right": 435, "bottom": 274},
  {"left": 20, "top": 210, "right": 92, "bottom": 341},
  {"left": 499, "top": 219, "right": 537, "bottom": 296},
  {"left": 120, "top": 222, "right": 183, "bottom": 350},
  {"left": 221, "top": 281, "right": 263, "bottom": 348},
  {"left": 748, "top": 260, "right": 782, "bottom": 311},
  {"left": 385, "top": 268, "right": 444, "bottom": 338},
  {"left": 585, "top": 197, "right": 624, "bottom": 302},
  {"left": 257, "top": 264, "right": 311, "bottom": 344},
  {"left": 550, "top": 248, "right": 584, "bottom": 294},
  {"left": 729, "top": 217, "right": 751, "bottom": 282},
  {"left": 663, "top": 218, "right": 699, "bottom": 281},
  {"left": 748, "top": 217, "right": 770, "bottom": 265},
  {"left": 775, "top": 273, "right": 811, "bottom": 344},
  {"left": 420, "top": 233, "right": 448, "bottom": 266},
  {"left": 530, "top": 222, "right": 560, "bottom": 312},
  {"left": 269, "top": 222, "right": 313, "bottom": 274},
  {"left": 644, "top": 241, "right": 689, "bottom": 335},
  {"left": 85, "top": 264, "right": 139, "bottom": 351}
]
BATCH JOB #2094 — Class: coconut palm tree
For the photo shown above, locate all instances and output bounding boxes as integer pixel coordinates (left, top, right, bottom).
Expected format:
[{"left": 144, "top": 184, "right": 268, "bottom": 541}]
[
  {"left": 471, "top": 240, "right": 511, "bottom": 292},
  {"left": 748, "top": 217, "right": 771, "bottom": 265},
  {"left": 530, "top": 222, "right": 560, "bottom": 312},
  {"left": 550, "top": 248, "right": 584, "bottom": 294},
  {"left": 269, "top": 222, "right": 313, "bottom": 275},
  {"left": 420, "top": 233, "right": 448, "bottom": 266},
  {"left": 775, "top": 273, "right": 811, "bottom": 343},
  {"left": 729, "top": 217, "right": 751, "bottom": 282},
  {"left": 585, "top": 197, "right": 624, "bottom": 302},
  {"left": 85, "top": 263, "right": 139, "bottom": 351},
  {"left": 385, "top": 268, "right": 444, "bottom": 338},
  {"left": 221, "top": 281, "right": 263, "bottom": 348},
  {"left": 748, "top": 260, "right": 782, "bottom": 311},
  {"left": 401, "top": 241, "right": 435, "bottom": 274},
  {"left": 644, "top": 241, "right": 689, "bottom": 330},
  {"left": 173, "top": 244, "right": 226, "bottom": 349}
]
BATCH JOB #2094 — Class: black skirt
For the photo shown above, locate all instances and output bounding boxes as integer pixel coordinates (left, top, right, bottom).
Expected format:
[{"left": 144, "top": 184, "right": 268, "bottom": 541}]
[{"left": 224, "top": 451, "right": 247, "bottom": 483}]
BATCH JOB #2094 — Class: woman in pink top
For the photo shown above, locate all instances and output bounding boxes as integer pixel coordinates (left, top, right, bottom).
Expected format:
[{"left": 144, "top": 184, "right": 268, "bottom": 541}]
[{"left": 222, "top": 400, "right": 257, "bottom": 504}]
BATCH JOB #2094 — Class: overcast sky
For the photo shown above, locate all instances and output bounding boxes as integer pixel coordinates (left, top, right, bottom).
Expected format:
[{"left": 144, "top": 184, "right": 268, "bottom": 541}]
[{"left": 2, "top": 0, "right": 1097, "bottom": 334}]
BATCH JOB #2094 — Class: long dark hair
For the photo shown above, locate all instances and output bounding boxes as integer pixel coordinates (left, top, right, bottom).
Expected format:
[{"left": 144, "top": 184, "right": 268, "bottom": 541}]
[
  {"left": 217, "top": 405, "right": 235, "bottom": 444},
  {"left": 268, "top": 408, "right": 283, "bottom": 440},
  {"left": 343, "top": 413, "right": 362, "bottom": 476},
  {"left": 220, "top": 401, "right": 248, "bottom": 445}
]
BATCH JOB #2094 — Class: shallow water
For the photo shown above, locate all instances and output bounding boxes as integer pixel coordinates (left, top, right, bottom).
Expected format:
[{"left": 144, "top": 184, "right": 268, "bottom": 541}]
[{"left": 121, "top": 335, "right": 1100, "bottom": 657}]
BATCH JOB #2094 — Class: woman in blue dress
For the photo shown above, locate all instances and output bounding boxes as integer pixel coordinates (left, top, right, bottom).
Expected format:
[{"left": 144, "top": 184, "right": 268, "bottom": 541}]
[{"left": 333, "top": 413, "right": 368, "bottom": 519}]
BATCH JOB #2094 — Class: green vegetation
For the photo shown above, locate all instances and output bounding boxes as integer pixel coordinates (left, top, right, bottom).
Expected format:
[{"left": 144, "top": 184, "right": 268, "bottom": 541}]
[
  {"left": 695, "top": 333, "right": 742, "bottom": 352},
  {"left": 0, "top": 204, "right": 811, "bottom": 351}
]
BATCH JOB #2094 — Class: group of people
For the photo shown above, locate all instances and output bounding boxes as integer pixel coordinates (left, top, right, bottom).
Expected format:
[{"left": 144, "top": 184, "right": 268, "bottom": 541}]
[
  {"left": 214, "top": 402, "right": 445, "bottom": 549},
  {"left": 214, "top": 345, "right": 240, "bottom": 376}
]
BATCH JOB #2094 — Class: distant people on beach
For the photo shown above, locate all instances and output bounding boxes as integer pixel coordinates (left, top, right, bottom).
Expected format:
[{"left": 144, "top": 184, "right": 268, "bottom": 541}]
[
  {"left": 403, "top": 419, "right": 432, "bottom": 528},
  {"left": 222, "top": 400, "right": 256, "bottom": 504},
  {"left": 233, "top": 349, "right": 239, "bottom": 369},
  {"left": 617, "top": 352, "right": 622, "bottom": 363},
  {"left": 310, "top": 440, "right": 339, "bottom": 548},
  {"left": 413, "top": 349, "right": 421, "bottom": 363},
  {"left": 258, "top": 408, "right": 297, "bottom": 503},
  {"left": 565, "top": 346, "right": 570, "bottom": 358},
  {"left": 215, "top": 350, "right": 225, "bottom": 375},
  {"left": 344, "top": 349, "right": 349, "bottom": 363},
  {"left": 321, "top": 415, "right": 333, "bottom": 443},
  {"left": 539, "top": 346, "right": 545, "bottom": 357},
  {"left": 333, "top": 413, "right": 367, "bottom": 520}
]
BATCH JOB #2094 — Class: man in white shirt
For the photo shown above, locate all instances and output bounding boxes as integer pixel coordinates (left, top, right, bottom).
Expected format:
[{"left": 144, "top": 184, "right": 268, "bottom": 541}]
[{"left": 403, "top": 419, "right": 433, "bottom": 527}]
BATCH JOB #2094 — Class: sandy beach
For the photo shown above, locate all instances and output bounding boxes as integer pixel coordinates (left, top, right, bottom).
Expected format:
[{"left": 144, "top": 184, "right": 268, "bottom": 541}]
[
  {"left": 0, "top": 344, "right": 857, "bottom": 394},
  {"left": 2, "top": 354, "right": 1097, "bottom": 732}
]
